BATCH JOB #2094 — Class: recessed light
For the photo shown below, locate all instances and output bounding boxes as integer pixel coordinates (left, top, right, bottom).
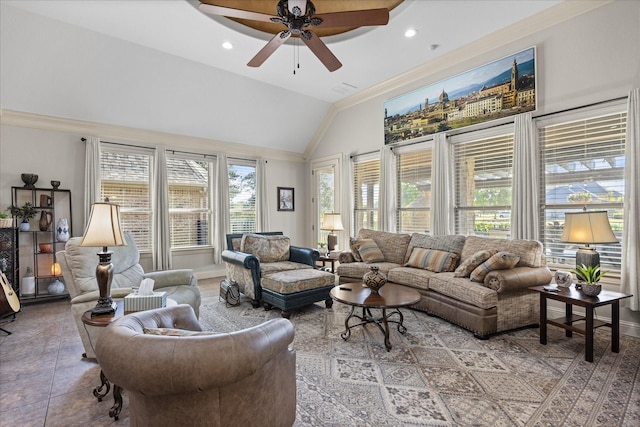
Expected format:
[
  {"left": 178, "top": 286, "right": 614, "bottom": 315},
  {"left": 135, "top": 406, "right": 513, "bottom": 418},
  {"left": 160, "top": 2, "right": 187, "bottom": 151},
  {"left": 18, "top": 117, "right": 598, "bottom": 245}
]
[
  {"left": 404, "top": 28, "right": 418, "bottom": 38},
  {"left": 222, "top": 41, "right": 233, "bottom": 50}
]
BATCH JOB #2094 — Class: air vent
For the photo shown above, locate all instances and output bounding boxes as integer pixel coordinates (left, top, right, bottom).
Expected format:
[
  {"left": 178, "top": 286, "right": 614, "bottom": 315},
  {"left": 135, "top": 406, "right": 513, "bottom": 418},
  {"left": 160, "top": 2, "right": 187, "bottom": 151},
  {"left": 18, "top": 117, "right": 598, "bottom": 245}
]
[{"left": 332, "top": 82, "right": 358, "bottom": 94}]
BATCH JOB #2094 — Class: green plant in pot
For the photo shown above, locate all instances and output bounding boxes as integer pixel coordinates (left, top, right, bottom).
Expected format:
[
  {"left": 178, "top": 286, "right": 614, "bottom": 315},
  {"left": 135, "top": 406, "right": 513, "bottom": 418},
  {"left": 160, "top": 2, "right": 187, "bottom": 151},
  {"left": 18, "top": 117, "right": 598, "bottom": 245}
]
[
  {"left": 0, "top": 211, "right": 12, "bottom": 228},
  {"left": 317, "top": 241, "right": 328, "bottom": 256},
  {"left": 8, "top": 202, "right": 38, "bottom": 231},
  {"left": 571, "top": 264, "right": 608, "bottom": 296}
]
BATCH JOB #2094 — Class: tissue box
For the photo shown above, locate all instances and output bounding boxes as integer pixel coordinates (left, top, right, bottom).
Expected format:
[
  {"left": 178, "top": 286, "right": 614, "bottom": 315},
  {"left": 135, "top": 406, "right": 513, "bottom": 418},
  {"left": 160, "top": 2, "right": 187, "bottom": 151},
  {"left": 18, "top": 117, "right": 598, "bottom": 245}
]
[{"left": 124, "top": 291, "right": 167, "bottom": 313}]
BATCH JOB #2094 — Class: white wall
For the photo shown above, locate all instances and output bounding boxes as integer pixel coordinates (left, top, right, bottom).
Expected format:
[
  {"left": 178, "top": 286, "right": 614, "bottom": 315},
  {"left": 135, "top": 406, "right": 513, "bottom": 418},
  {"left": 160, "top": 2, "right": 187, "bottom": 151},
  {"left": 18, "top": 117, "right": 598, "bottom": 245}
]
[{"left": 311, "top": 0, "right": 640, "bottom": 334}]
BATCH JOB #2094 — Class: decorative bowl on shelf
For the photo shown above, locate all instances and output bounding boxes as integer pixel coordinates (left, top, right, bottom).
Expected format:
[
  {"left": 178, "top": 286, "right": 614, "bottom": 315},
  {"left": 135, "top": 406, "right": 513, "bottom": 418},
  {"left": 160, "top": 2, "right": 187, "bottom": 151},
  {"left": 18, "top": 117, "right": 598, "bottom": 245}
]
[
  {"left": 39, "top": 243, "right": 53, "bottom": 253},
  {"left": 21, "top": 173, "right": 39, "bottom": 189},
  {"left": 51, "top": 180, "right": 61, "bottom": 189}
]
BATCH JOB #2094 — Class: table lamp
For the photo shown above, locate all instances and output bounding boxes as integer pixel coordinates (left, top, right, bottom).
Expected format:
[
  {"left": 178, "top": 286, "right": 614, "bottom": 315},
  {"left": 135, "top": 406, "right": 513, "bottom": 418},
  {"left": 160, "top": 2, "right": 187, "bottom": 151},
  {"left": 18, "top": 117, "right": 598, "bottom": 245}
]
[
  {"left": 560, "top": 209, "right": 618, "bottom": 269},
  {"left": 81, "top": 202, "right": 126, "bottom": 316},
  {"left": 321, "top": 213, "right": 344, "bottom": 253}
]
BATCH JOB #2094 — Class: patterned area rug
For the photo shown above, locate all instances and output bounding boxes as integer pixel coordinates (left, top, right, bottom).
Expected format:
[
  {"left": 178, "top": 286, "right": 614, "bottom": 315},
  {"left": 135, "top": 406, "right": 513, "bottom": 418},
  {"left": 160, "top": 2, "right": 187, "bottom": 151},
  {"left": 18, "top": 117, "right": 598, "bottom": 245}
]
[{"left": 199, "top": 293, "right": 640, "bottom": 426}]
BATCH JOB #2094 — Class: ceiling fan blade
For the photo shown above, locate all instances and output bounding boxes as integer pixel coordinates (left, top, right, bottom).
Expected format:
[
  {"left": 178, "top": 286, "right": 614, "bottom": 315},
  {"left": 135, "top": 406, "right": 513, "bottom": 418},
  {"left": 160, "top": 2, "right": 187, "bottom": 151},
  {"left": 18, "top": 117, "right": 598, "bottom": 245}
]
[
  {"left": 315, "top": 8, "right": 389, "bottom": 28},
  {"left": 248, "top": 31, "right": 291, "bottom": 67},
  {"left": 288, "top": 0, "right": 307, "bottom": 17},
  {"left": 301, "top": 31, "right": 342, "bottom": 72},
  {"left": 198, "top": 3, "right": 276, "bottom": 23}
]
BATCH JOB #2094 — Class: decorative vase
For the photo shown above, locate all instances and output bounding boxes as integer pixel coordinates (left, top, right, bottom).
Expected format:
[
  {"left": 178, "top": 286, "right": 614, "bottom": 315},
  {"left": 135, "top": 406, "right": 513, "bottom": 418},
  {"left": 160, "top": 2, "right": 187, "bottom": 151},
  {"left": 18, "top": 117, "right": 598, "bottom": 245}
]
[
  {"left": 21, "top": 266, "right": 35, "bottom": 296},
  {"left": 39, "top": 211, "right": 52, "bottom": 231},
  {"left": 363, "top": 266, "right": 387, "bottom": 293},
  {"left": 581, "top": 283, "right": 602, "bottom": 297},
  {"left": 318, "top": 247, "right": 328, "bottom": 256},
  {"left": 19, "top": 219, "right": 30, "bottom": 232},
  {"left": 21, "top": 173, "right": 38, "bottom": 189},
  {"left": 47, "top": 279, "right": 65, "bottom": 295},
  {"left": 56, "top": 218, "right": 70, "bottom": 242},
  {"left": 554, "top": 270, "right": 572, "bottom": 288}
]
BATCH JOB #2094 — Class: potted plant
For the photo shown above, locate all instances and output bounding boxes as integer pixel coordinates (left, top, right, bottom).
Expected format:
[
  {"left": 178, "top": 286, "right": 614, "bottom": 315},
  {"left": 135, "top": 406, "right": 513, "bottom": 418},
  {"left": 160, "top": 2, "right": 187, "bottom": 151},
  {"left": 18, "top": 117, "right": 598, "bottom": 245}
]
[
  {"left": 317, "top": 241, "right": 328, "bottom": 256},
  {"left": 0, "top": 211, "right": 12, "bottom": 228},
  {"left": 8, "top": 202, "right": 38, "bottom": 231},
  {"left": 571, "top": 264, "right": 608, "bottom": 296}
]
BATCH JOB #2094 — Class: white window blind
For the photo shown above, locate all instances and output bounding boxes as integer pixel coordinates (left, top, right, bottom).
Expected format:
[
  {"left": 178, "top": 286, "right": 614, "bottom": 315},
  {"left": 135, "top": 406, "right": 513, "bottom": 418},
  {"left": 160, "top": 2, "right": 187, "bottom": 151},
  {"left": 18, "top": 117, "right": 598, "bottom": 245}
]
[
  {"left": 353, "top": 156, "right": 380, "bottom": 233},
  {"left": 100, "top": 149, "right": 153, "bottom": 251},
  {"left": 454, "top": 133, "right": 514, "bottom": 237},
  {"left": 228, "top": 160, "right": 256, "bottom": 234},
  {"left": 540, "top": 112, "right": 626, "bottom": 272},
  {"left": 166, "top": 156, "right": 213, "bottom": 248},
  {"left": 396, "top": 148, "right": 432, "bottom": 234}
]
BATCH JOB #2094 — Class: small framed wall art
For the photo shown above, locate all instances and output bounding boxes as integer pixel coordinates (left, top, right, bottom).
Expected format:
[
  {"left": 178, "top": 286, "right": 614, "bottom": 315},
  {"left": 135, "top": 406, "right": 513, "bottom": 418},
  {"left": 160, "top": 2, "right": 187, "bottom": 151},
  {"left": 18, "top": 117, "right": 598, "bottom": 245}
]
[{"left": 277, "top": 187, "right": 294, "bottom": 211}]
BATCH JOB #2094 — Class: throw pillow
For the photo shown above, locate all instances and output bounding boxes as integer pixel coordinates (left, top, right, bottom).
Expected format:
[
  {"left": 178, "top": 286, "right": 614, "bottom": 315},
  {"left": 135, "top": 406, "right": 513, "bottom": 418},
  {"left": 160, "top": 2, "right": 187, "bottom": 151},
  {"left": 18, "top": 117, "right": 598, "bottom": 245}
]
[
  {"left": 357, "top": 239, "right": 385, "bottom": 263},
  {"left": 470, "top": 251, "right": 520, "bottom": 283},
  {"left": 349, "top": 237, "right": 363, "bottom": 262},
  {"left": 240, "top": 233, "right": 290, "bottom": 262},
  {"left": 142, "top": 327, "right": 214, "bottom": 336},
  {"left": 405, "top": 248, "right": 459, "bottom": 273},
  {"left": 454, "top": 249, "right": 496, "bottom": 278}
]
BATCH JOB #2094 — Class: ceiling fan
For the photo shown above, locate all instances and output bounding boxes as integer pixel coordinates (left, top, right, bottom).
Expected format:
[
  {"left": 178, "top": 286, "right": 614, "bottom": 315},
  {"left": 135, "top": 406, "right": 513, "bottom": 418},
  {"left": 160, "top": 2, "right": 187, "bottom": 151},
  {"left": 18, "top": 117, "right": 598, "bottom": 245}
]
[{"left": 198, "top": 0, "right": 390, "bottom": 72}]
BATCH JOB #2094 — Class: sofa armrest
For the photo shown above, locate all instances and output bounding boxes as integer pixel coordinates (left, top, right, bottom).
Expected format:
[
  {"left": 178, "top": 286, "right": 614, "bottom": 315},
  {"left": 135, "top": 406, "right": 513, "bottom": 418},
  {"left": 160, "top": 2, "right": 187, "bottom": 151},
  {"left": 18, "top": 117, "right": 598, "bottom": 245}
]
[
  {"left": 222, "top": 249, "right": 261, "bottom": 300},
  {"left": 485, "top": 267, "right": 552, "bottom": 293},
  {"left": 289, "top": 246, "right": 319, "bottom": 267},
  {"left": 144, "top": 269, "right": 197, "bottom": 289}
]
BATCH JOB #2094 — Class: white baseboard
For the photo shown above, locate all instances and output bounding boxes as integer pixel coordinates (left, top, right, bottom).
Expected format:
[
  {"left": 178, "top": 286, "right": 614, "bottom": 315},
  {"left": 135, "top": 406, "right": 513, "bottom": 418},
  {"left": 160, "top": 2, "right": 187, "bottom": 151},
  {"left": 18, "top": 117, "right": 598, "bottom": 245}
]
[{"left": 547, "top": 306, "right": 640, "bottom": 339}]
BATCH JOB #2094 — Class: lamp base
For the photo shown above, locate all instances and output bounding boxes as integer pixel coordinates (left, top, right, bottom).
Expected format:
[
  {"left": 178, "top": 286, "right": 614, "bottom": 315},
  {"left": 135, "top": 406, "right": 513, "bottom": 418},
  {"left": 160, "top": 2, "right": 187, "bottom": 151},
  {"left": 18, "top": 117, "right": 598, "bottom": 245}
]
[
  {"left": 576, "top": 247, "right": 600, "bottom": 270},
  {"left": 91, "top": 298, "right": 117, "bottom": 317},
  {"left": 327, "top": 233, "right": 338, "bottom": 252}
]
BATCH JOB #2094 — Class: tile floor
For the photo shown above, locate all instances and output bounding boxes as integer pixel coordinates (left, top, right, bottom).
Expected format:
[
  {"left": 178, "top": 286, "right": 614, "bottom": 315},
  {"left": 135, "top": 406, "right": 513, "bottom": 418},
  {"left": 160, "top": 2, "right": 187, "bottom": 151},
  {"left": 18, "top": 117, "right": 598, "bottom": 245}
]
[{"left": 0, "top": 278, "right": 219, "bottom": 427}]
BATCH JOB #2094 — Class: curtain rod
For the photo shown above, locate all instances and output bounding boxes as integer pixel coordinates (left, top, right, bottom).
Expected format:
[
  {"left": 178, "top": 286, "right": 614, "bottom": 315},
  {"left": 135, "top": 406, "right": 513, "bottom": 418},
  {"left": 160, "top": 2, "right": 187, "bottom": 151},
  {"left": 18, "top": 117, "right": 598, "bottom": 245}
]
[
  {"left": 350, "top": 149, "right": 379, "bottom": 159},
  {"left": 81, "top": 138, "right": 216, "bottom": 159}
]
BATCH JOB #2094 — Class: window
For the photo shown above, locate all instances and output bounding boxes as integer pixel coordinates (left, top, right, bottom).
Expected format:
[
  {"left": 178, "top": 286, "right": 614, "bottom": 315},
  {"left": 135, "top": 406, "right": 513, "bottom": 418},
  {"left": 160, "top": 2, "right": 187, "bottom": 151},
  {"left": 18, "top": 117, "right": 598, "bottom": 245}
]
[
  {"left": 228, "top": 160, "right": 256, "bottom": 233},
  {"left": 454, "top": 131, "right": 514, "bottom": 238},
  {"left": 166, "top": 156, "right": 213, "bottom": 248},
  {"left": 396, "top": 147, "right": 432, "bottom": 234},
  {"left": 100, "top": 148, "right": 153, "bottom": 251},
  {"left": 353, "top": 155, "right": 380, "bottom": 232},
  {"left": 540, "top": 111, "right": 626, "bottom": 272}
]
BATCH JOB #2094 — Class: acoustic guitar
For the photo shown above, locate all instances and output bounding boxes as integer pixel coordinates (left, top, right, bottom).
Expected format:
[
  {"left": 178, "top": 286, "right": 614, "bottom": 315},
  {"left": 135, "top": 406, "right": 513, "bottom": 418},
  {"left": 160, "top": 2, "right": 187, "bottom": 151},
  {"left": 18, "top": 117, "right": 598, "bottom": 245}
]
[{"left": 0, "top": 271, "right": 20, "bottom": 318}]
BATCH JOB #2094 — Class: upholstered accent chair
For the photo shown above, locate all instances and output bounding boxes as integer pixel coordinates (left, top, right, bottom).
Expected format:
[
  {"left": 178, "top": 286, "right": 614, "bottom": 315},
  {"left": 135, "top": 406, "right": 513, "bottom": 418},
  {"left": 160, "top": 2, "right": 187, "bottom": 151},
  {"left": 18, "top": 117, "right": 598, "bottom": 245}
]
[
  {"left": 57, "top": 232, "right": 201, "bottom": 358},
  {"left": 222, "top": 232, "right": 334, "bottom": 317},
  {"left": 95, "top": 304, "right": 296, "bottom": 427}
]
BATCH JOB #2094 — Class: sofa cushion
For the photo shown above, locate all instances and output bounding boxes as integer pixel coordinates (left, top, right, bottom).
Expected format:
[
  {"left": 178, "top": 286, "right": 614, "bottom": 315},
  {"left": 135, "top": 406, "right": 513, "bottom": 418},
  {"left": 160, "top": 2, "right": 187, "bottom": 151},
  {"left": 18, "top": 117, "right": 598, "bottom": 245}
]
[
  {"left": 358, "top": 229, "right": 411, "bottom": 265},
  {"left": 260, "top": 261, "right": 313, "bottom": 275},
  {"left": 428, "top": 273, "right": 499, "bottom": 309},
  {"left": 357, "top": 239, "right": 385, "bottom": 263},
  {"left": 337, "top": 262, "right": 399, "bottom": 280},
  {"left": 241, "top": 233, "right": 290, "bottom": 262},
  {"left": 454, "top": 250, "right": 496, "bottom": 278},
  {"left": 470, "top": 252, "right": 520, "bottom": 283},
  {"left": 387, "top": 267, "right": 438, "bottom": 291},
  {"left": 405, "top": 248, "right": 459, "bottom": 273},
  {"left": 461, "top": 236, "right": 544, "bottom": 267},
  {"left": 261, "top": 269, "right": 335, "bottom": 295}
]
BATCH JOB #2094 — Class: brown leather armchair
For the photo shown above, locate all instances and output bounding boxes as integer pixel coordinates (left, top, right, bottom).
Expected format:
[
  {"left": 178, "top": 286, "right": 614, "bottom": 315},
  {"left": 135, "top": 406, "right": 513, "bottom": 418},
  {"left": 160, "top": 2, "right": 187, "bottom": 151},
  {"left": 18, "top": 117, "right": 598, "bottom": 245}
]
[{"left": 95, "top": 304, "right": 296, "bottom": 427}]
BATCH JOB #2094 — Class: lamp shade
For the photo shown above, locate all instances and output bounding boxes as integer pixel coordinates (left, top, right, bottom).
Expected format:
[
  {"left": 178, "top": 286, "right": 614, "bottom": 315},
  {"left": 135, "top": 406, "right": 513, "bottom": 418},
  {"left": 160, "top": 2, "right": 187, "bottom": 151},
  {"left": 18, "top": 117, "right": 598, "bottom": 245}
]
[
  {"left": 80, "top": 202, "right": 127, "bottom": 248},
  {"left": 560, "top": 210, "right": 618, "bottom": 245},
  {"left": 321, "top": 213, "right": 344, "bottom": 231}
]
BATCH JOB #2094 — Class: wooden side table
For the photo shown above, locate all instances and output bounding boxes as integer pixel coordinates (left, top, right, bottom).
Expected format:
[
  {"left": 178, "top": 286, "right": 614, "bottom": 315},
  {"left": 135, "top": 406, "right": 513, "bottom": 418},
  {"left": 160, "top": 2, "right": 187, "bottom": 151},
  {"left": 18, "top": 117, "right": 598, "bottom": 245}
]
[
  {"left": 82, "top": 301, "right": 125, "bottom": 420},
  {"left": 529, "top": 284, "right": 632, "bottom": 362},
  {"left": 317, "top": 255, "right": 338, "bottom": 273}
]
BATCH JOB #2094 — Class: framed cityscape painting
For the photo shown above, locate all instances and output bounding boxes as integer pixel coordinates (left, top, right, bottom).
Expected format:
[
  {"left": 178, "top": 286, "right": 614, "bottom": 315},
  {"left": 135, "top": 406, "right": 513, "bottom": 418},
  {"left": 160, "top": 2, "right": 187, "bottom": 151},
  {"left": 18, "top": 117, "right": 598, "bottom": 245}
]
[{"left": 384, "top": 47, "right": 537, "bottom": 144}]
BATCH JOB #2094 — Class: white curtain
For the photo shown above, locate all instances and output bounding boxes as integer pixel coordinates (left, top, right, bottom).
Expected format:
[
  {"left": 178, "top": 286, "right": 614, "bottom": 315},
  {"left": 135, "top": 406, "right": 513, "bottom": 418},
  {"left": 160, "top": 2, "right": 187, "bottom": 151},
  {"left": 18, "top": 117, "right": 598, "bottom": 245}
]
[
  {"left": 152, "top": 146, "right": 171, "bottom": 271},
  {"left": 344, "top": 153, "right": 354, "bottom": 239},
  {"left": 256, "top": 158, "right": 270, "bottom": 232},
  {"left": 214, "top": 154, "right": 230, "bottom": 264},
  {"left": 511, "top": 112, "right": 539, "bottom": 240},
  {"left": 83, "top": 136, "right": 101, "bottom": 229},
  {"left": 431, "top": 133, "right": 453, "bottom": 235},
  {"left": 622, "top": 88, "right": 640, "bottom": 310},
  {"left": 379, "top": 146, "right": 397, "bottom": 231}
]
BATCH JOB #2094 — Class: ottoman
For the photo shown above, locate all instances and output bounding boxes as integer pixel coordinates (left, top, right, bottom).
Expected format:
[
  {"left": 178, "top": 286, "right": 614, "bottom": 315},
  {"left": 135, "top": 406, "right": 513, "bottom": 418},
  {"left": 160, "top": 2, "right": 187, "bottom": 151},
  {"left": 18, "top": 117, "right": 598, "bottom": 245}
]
[{"left": 261, "top": 269, "right": 336, "bottom": 318}]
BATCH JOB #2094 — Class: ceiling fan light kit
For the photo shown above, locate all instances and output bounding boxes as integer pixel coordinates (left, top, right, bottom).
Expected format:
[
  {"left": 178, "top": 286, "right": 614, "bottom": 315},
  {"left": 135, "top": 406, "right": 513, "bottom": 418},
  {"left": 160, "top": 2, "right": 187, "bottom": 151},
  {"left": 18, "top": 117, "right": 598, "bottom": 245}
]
[{"left": 199, "top": 0, "right": 391, "bottom": 72}]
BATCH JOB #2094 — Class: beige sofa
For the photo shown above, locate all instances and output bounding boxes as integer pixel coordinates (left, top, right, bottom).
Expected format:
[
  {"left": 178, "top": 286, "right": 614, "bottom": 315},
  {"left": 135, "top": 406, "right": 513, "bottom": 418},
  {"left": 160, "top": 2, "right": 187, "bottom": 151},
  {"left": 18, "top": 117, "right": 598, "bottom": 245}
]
[{"left": 337, "top": 229, "right": 552, "bottom": 338}]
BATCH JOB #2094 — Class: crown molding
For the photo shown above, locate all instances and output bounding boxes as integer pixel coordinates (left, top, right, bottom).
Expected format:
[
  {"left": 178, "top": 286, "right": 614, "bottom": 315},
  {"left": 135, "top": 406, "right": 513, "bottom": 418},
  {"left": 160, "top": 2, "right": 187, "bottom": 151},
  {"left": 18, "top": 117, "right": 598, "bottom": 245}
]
[
  {"left": 305, "top": 0, "right": 612, "bottom": 157},
  {"left": 0, "top": 109, "right": 306, "bottom": 163}
]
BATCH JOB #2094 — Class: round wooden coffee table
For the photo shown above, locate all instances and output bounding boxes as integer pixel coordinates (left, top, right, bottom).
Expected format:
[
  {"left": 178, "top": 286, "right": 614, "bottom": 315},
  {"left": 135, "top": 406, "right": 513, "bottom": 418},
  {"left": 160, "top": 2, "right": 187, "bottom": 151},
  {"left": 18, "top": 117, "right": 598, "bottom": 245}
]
[{"left": 330, "top": 282, "right": 421, "bottom": 351}]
